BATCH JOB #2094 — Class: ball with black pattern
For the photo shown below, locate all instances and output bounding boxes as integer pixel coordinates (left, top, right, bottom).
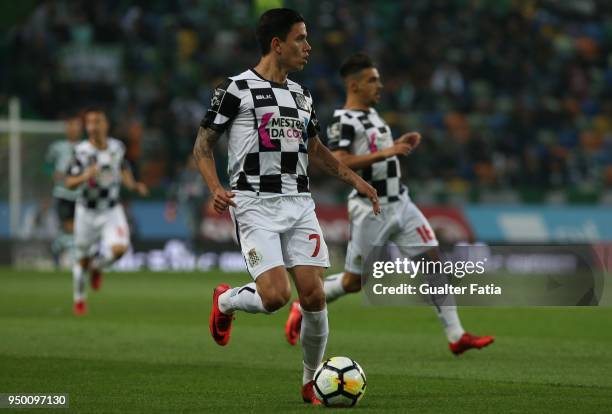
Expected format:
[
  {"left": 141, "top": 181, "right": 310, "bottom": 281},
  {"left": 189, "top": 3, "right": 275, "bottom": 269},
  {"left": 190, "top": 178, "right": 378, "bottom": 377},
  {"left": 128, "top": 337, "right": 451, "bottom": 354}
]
[{"left": 313, "top": 356, "right": 367, "bottom": 407}]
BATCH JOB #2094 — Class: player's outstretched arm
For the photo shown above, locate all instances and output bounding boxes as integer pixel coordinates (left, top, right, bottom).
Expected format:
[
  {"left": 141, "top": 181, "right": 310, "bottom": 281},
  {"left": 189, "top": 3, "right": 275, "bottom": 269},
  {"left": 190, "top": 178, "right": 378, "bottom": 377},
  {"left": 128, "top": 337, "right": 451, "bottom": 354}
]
[
  {"left": 65, "top": 164, "right": 97, "bottom": 189},
  {"left": 121, "top": 164, "right": 149, "bottom": 196},
  {"left": 193, "top": 126, "right": 235, "bottom": 214},
  {"left": 334, "top": 139, "right": 415, "bottom": 171},
  {"left": 395, "top": 131, "right": 421, "bottom": 150},
  {"left": 309, "top": 136, "right": 380, "bottom": 214}
]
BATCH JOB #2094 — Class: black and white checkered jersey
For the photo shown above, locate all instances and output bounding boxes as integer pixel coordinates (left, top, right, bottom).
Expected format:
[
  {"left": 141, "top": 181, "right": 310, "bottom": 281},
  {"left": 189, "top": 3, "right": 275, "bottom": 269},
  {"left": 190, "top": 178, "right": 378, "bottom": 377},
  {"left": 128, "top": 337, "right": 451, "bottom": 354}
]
[
  {"left": 67, "top": 138, "right": 126, "bottom": 210},
  {"left": 327, "top": 108, "right": 407, "bottom": 204},
  {"left": 200, "top": 68, "right": 320, "bottom": 196}
]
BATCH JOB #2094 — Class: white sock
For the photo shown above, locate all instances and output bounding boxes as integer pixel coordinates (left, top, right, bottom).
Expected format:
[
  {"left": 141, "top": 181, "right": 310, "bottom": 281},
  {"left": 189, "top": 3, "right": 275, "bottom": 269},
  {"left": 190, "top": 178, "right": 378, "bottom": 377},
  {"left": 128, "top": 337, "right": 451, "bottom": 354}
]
[
  {"left": 63, "top": 234, "right": 75, "bottom": 261},
  {"left": 425, "top": 272, "right": 465, "bottom": 342},
  {"left": 435, "top": 305, "right": 465, "bottom": 343},
  {"left": 219, "top": 283, "right": 270, "bottom": 314},
  {"left": 92, "top": 245, "right": 115, "bottom": 270},
  {"left": 301, "top": 307, "right": 329, "bottom": 384},
  {"left": 72, "top": 263, "right": 86, "bottom": 302},
  {"left": 323, "top": 273, "right": 347, "bottom": 303},
  {"left": 53, "top": 233, "right": 74, "bottom": 254}
]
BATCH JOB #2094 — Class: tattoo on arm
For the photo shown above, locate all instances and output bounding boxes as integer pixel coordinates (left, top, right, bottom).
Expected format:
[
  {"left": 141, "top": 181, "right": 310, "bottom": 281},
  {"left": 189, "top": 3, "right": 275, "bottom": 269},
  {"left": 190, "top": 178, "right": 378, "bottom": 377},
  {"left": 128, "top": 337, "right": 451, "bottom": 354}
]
[
  {"left": 193, "top": 127, "right": 222, "bottom": 161},
  {"left": 309, "top": 136, "right": 355, "bottom": 185}
]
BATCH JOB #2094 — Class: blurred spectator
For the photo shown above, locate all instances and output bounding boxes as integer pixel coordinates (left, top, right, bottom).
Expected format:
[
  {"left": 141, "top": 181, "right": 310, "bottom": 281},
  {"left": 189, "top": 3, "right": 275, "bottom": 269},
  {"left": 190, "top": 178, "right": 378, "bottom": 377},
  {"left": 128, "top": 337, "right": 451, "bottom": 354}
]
[
  {"left": 165, "top": 155, "right": 209, "bottom": 245},
  {"left": 431, "top": 61, "right": 465, "bottom": 97},
  {"left": 3, "top": 0, "right": 612, "bottom": 202}
]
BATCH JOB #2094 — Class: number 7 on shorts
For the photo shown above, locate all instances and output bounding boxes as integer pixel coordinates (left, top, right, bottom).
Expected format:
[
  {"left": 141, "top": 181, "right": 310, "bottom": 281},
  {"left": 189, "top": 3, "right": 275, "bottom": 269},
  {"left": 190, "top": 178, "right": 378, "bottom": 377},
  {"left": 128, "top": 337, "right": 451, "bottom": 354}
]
[{"left": 308, "top": 234, "right": 321, "bottom": 257}]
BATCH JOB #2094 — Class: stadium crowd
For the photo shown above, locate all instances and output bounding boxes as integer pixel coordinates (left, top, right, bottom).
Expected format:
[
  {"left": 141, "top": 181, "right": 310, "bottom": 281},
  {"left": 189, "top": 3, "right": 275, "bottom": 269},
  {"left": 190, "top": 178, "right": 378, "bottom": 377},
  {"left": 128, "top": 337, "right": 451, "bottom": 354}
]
[{"left": 4, "top": 0, "right": 612, "bottom": 202}]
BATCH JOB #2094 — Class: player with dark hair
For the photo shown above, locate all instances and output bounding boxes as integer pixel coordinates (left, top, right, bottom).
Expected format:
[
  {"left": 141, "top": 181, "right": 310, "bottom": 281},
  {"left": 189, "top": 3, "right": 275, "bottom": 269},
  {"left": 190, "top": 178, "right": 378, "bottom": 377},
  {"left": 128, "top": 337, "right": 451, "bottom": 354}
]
[
  {"left": 285, "top": 53, "right": 494, "bottom": 355},
  {"left": 46, "top": 112, "right": 83, "bottom": 265},
  {"left": 65, "top": 107, "right": 148, "bottom": 315},
  {"left": 194, "top": 9, "right": 379, "bottom": 404}
]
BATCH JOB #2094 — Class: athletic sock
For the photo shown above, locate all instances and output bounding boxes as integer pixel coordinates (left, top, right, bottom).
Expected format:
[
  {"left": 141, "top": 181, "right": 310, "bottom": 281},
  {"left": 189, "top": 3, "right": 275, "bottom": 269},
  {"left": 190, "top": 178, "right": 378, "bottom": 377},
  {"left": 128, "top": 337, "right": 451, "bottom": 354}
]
[
  {"left": 219, "top": 283, "right": 270, "bottom": 314},
  {"left": 435, "top": 305, "right": 465, "bottom": 343},
  {"left": 72, "top": 263, "right": 86, "bottom": 302},
  {"left": 52, "top": 233, "right": 75, "bottom": 267},
  {"left": 424, "top": 271, "right": 465, "bottom": 342},
  {"left": 92, "top": 245, "right": 116, "bottom": 270},
  {"left": 63, "top": 233, "right": 75, "bottom": 258},
  {"left": 301, "top": 307, "right": 329, "bottom": 384},
  {"left": 323, "top": 273, "right": 348, "bottom": 303}
]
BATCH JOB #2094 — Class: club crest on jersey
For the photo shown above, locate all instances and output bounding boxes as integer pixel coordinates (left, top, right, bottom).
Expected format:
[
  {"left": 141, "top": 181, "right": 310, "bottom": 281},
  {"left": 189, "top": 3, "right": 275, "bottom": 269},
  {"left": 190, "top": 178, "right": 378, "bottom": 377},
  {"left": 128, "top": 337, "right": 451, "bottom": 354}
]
[
  {"left": 247, "top": 248, "right": 262, "bottom": 267},
  {"left": 328, "top": 122, "right": 341, "bottom": 139},
  {"left": 293, "top": 93, "right": 310, "bottom": 112},
  {"left": 211, "top": 88, "right": 224, "bottom": 110}
]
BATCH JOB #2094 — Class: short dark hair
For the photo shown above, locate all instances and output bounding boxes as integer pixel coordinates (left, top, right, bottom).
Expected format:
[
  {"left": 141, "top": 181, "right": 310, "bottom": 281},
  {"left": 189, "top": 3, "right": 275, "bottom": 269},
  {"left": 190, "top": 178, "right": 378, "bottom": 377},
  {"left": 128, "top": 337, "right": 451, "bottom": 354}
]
[
  {"left": 82, "top": 106, "right": 107, "bottom": 117},
  {"left": 62, "top": 109, "right": 82, "bottom": 120},
  {"left": 340, "top": 53, "right": 375, "bottom": 78},
  {"left": 256, "top": 8, "right": 305, "bottom": 55}
]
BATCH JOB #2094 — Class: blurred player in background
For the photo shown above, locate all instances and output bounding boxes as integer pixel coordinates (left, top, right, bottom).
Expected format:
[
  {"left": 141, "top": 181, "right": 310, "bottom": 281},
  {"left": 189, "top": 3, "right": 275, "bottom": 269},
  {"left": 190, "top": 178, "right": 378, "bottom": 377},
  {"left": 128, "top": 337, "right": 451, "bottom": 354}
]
[
  {"left": 45, "top": 112, "right": 83, "bottom": 266},
  {"left": 164, "top": 155, "right": 210, "bottom": 246},
  {"left": 65, "top": 108, "right": 148, "bottom": 315},
  {"left": 194, "top": 9, "right": 379, "bottom": 404},
  {"left": 285, "top": 53, "right": 494, "bottom": 355}
]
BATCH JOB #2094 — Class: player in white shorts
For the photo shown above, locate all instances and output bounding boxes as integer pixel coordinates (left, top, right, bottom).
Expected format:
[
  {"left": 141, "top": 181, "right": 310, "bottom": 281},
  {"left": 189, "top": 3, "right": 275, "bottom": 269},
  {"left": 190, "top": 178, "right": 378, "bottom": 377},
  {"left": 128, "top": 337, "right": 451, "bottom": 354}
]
[
  {"left": 194, "top": 9, "right": 379, "bottom": 404},
  {"left": 65, "top": 108, "right": 148, "bottom": 315},
  {"left": 285, "top": 53, "right": 494, "bottom": 355}
]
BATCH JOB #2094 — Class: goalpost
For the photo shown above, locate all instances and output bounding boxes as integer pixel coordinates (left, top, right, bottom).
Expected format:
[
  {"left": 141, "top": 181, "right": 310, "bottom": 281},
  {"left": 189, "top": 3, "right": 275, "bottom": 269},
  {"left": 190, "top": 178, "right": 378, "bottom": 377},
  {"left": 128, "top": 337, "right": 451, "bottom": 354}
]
[{"left": 0, "top": 98, "right": 65, "bottom": 237}]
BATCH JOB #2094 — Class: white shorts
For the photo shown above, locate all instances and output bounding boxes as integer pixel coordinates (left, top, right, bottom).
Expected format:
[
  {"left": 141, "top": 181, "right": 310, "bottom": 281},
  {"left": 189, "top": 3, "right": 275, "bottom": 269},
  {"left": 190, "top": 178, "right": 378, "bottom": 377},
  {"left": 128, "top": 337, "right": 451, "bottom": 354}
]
[
  {"left": 74, "top": 204, "right": 130, "bottom": 259},
  {"left": 345, "top": 193, "right": 438, "bottom": 274},
  {"left": 230, "top": 194, "right": 330, "bottom": 279}
]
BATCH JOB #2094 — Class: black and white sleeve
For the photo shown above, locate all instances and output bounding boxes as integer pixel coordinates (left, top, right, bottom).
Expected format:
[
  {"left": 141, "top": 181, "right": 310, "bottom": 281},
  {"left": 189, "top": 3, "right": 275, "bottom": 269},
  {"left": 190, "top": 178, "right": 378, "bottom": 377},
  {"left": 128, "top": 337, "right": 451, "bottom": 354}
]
[
  {"left": 200, "top": 78, "right": 241, "bottom": 132},
  {"left": 326, "top": 114, "right": 356, "bottom": 152}
]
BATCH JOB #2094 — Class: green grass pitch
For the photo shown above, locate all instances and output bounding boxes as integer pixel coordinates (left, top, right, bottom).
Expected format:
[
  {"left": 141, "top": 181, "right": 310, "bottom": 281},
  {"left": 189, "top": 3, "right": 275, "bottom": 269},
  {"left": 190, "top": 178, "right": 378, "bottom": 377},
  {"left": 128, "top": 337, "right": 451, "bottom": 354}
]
[{"left": 1, "top": 269, "right": 611, "bottom": 413}]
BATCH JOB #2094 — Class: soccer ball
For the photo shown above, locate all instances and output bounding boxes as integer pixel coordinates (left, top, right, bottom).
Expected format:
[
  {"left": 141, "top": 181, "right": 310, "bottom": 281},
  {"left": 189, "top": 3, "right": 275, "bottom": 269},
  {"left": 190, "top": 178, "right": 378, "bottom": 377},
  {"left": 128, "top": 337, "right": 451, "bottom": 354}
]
[{"left": 313, "top": 356, "right": 366, "bottom": 407}]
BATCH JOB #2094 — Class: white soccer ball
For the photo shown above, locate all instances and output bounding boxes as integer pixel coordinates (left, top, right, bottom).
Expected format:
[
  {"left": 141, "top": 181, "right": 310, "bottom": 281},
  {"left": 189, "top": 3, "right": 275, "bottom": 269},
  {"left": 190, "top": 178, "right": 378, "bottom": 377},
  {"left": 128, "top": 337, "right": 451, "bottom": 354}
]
[{"left": 313, "top": 356, "right": 367, "bottom": 407}]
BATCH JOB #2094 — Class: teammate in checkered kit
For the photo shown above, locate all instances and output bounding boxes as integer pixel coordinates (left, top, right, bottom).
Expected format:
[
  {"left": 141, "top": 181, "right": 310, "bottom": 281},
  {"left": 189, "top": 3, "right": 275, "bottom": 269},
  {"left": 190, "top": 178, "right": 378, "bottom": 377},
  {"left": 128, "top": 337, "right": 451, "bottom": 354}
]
[
  {"left": 285, "top": 53, "right": 495, "bottom": 355},
  {"left": 194, "top": 9, "right": 379, "bottom": 404},
  {"left": 65, "top": 108, "right": 148, "bottom": 316}
]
